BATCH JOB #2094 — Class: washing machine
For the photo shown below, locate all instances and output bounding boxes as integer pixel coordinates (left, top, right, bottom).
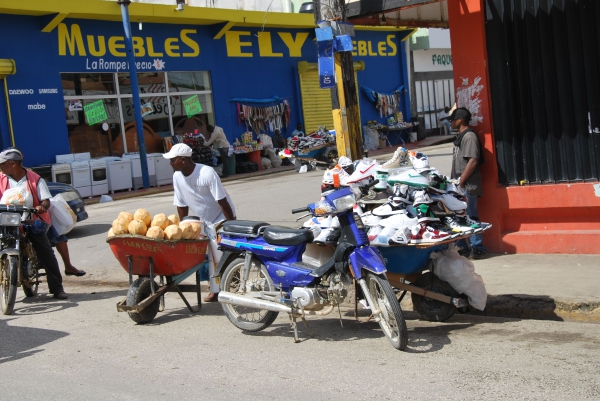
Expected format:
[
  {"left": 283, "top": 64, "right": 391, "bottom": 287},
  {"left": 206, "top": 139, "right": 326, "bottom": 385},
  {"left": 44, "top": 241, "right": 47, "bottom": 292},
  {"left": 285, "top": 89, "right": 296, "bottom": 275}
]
[
  {"left": 150, "top": 153, "right": 173, "bottom": 186},
  {"left": 122, "top": 152, "right": 156, "bottom": 189},
  {"left": 89, "top": 159, "right": 109, "bottom": 196},
  {"left": 102, "top": 157, "right": 133, "bottom": 193},
  {"left": 51, "top": 154, "right": 75, "bottom": 185}
]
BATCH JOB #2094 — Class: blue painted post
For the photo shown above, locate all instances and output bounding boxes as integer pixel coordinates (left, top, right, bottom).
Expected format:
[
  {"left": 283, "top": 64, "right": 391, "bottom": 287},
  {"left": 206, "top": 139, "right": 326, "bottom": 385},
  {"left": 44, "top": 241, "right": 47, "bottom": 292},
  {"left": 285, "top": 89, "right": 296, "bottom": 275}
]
[{"left": 118, "top": 0, "right": 150, "bottom": 189}]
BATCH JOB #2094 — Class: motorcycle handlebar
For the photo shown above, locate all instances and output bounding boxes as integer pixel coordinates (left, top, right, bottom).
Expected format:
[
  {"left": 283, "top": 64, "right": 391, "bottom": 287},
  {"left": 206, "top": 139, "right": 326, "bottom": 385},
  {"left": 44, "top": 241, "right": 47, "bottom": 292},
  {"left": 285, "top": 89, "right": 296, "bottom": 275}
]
[
  {"left": 0, "top": 205, "right": 36, "bottom": 214},
  {"left": 359, "top": 179, "right": 379, "bottom": 195},
  {"left": 291, "top": 207, "right": 310, "bottom": 214}
]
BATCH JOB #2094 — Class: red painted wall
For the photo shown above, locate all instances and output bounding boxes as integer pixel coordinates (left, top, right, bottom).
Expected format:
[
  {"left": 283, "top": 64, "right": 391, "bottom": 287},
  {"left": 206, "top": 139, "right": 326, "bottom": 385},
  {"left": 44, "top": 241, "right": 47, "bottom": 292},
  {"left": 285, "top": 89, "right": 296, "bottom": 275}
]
[{"left": 447, "top": 0, "right": 600, "bottom": 254}]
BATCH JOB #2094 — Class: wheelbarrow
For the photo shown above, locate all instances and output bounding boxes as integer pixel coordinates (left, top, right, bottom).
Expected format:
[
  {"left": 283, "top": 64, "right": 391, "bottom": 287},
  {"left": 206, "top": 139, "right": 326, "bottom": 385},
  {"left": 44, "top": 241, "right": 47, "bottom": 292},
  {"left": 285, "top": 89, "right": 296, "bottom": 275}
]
[
  {"left": 291, "top": 142, "right": 338, "bottom": 170},
  {"left": 107, "top": 235, "right": 209, "bottom": 324},
  {"left": 376, "top": 225, "right": 492, "bottom": 322}
]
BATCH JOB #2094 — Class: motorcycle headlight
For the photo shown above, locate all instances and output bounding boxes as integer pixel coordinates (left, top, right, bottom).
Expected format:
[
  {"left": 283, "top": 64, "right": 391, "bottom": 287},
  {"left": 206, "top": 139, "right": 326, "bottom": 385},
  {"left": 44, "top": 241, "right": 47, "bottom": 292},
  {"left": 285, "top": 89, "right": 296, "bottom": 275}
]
[
  {"left": 332, "top": 194, "right": 355, "bottom": 211},
  {"left": 0, "top": 212, "right": 21, "bottom": 227},
  {"left": 58, "top": 191, "right": 80, "bottom": 202}
]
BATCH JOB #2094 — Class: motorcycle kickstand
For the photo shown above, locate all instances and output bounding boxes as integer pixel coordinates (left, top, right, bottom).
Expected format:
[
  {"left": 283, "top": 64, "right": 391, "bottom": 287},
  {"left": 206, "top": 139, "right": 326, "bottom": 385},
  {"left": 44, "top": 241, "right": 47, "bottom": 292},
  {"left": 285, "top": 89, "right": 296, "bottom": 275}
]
[
  {"left": 289, "top": 314, "right": 301, "bottom": 343},
  {"left": 298, "top": 303, "right": 314, "bottom": 337}
]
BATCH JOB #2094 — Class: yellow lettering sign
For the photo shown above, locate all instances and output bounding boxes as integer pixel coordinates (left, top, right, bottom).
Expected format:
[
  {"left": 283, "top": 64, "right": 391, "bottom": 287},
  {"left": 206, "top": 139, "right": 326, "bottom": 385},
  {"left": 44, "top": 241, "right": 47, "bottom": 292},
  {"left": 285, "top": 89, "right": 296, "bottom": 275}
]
[
  {"left": 58, "top": 23, "right": 86, "bottom": 56},
  {"left": 87, "top": 35, "right": 106, "bottom": 57},
  {"left": 181, "top": 29, "right": 200, "bottom": 57},
  {"left": 132, "top": 37, "right": 146, "bottom": 57},
  {"left": 146, "top": 37, "right": 164, "bottom": 57},
  {"left": 367, "top": 41, "right": 378, "bottom": 56},
  {"left": 108, "top": 36, "right": 126, "bottom": 57},
  {"left": 225, "top": 31, "right": 253, "bottom": 57},
  {"left": 258, "top": 32, "right": 283, "bottom": 57},
  {"left": 165, "top": 38, "right": 180, "bottom": 57},
  {"left": 357, "top": 41, "right": 367, "bottom": 56},
  {"left": 378, "top": 41, "right": 387, "bottom": 56},
  {"left": 387, "top": 35, "right": 397, "bottom": 56},
  {"left": 278, "top": 32, "right": 308, "bottom": 57}
]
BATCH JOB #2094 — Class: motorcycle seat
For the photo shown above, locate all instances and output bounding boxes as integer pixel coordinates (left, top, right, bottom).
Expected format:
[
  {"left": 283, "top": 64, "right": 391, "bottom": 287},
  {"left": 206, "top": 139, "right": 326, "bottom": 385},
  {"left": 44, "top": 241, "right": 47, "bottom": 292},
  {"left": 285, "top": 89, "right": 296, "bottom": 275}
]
[
  {"left": 263, "top": 226, "right": 314, "bottom": 246},
  {"left": 222, "top": 220, "right": 270, "bottom": 235}
]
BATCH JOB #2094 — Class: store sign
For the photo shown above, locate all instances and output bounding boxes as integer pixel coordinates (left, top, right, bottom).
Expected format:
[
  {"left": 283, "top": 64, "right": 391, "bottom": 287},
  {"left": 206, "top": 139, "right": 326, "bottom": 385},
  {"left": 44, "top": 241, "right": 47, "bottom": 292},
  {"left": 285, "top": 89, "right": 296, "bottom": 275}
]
[
  {"left": 351, "top": 35, "right": 398, "bottom": 57},
  {"left": 84, "top": 100, "right": 107, "bottom": 125},
  {"left": 183, "top": 95, "right": 202, "bottom": 118}
]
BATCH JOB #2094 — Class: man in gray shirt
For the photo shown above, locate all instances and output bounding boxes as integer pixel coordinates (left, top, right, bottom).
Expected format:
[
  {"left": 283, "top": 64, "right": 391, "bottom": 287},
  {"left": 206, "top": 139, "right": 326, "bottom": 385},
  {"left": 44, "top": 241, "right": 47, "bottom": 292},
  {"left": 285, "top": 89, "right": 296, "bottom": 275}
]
[{"left": 450, "top": 107, "right": 487, "bottom": 259}]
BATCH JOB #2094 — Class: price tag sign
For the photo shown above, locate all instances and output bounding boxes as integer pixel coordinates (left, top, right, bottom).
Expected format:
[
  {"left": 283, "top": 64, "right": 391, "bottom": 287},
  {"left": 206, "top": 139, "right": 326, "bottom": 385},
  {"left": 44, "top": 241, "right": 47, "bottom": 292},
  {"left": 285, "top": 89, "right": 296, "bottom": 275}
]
[
  {"left": 183, "top": 95, "right": 203, "bottom": 118},
  {"left": 84, "top": 100, "right": 108, "bottom": 126}
]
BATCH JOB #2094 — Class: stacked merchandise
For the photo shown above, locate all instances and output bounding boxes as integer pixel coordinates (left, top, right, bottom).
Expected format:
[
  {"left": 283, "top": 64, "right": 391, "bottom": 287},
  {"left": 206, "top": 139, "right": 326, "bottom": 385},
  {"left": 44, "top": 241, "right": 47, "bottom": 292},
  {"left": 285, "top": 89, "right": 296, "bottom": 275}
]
[
  {"left": 287, "top": 127, "right": 335, "bottom": 152},
  {"left": 180, "top": 131, "right": 214, "bottom": 166},
  {"left": 305, "top": 149, "right": 491, "bottom": 246}
]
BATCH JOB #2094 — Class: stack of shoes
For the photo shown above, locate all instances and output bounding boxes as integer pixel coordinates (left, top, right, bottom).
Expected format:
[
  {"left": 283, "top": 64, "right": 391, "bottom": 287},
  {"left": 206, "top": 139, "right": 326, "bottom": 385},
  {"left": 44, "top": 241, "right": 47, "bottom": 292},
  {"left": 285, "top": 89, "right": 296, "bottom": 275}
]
[
  {"left": 382, "top": 147, "right": 408, "bottom": 168},
  {"left": 411, "top": 189, "right": 456, "bottom": 242},
  {"left": 410, "top": 223, "right": 452, "bottom": 244}
]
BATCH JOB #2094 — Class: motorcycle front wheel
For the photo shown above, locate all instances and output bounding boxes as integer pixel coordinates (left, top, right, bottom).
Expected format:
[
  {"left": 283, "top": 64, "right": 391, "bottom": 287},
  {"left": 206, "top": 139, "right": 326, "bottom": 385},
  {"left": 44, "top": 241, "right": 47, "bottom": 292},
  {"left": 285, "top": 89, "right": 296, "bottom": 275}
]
[
  {"left": 1, "top": 255, "right": 19, "bottom": 315},
  {"left": 220, "top": 257, "right": 278, "bottom": 332},
  {"left": 366, "top": 272, "right": 408, "bottom": 350}
]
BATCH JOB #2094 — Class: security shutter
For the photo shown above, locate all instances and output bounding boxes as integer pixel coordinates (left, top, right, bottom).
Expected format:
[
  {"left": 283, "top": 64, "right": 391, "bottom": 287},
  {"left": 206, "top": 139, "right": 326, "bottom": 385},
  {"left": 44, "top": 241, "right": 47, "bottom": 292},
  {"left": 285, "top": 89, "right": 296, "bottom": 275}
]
[
  {"left": 298, "top": 68, "right": 335, "bottom": 134},
  {"left": 298, "top": 65, "right": 361, "bottom": 134},
  {"left": 486, "top": 0, "right": 600, "bottom": 185}
]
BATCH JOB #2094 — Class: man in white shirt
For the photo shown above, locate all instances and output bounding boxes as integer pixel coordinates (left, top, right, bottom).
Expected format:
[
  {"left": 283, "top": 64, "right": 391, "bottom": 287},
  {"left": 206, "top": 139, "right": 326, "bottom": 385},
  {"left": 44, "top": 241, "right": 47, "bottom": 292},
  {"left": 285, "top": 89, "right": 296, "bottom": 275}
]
[
  {"left": 163, "top": 143, "right": 236, "bottom": 302},
  {"left": 205, "top": 125, "right": 231, "bottom": 178}
]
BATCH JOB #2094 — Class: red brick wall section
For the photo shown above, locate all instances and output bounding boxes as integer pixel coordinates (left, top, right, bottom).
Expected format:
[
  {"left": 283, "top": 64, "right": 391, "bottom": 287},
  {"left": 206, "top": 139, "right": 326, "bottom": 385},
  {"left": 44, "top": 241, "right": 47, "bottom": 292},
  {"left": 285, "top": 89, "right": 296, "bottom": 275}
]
[{"left": 447, "top": 0, "right": 600, "bottom": 254}]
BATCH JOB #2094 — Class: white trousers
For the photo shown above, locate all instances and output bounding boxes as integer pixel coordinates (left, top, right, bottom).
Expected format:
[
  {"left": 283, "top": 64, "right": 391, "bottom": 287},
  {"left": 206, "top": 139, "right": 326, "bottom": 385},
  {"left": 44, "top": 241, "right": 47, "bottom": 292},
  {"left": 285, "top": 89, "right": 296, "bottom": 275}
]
[{"left": 204, "top": 222, "right": 222, "bottom": 293}]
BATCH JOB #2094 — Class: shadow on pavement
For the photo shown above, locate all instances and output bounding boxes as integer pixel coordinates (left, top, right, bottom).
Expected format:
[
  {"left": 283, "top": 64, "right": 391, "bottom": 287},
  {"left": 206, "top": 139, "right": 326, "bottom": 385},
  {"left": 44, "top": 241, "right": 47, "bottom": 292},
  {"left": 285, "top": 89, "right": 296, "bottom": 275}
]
[
  {"left": 481, "top": 294, "right": 564, "bottom": 321},
  {"left": 67, "top": 223, "right": 112, "bottom": 239},
  {"left": 0, "top": 318, "right": 68, "bottom": 364}
]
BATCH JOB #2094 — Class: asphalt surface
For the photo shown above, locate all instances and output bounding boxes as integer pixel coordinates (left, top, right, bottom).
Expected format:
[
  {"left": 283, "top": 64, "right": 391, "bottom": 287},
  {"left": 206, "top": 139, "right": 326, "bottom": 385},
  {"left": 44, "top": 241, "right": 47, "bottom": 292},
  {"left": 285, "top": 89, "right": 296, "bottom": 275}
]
[{"left": 2, "top": 142, "right": 600, "bottom": 399}]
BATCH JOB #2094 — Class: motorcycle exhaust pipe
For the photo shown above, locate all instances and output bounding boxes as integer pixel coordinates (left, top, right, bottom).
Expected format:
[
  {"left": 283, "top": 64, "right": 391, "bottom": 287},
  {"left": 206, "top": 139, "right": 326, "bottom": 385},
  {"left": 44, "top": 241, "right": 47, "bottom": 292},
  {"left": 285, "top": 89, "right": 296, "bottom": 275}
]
[{"left": 218, "top": 291, "right": 294, "bottom": 314}]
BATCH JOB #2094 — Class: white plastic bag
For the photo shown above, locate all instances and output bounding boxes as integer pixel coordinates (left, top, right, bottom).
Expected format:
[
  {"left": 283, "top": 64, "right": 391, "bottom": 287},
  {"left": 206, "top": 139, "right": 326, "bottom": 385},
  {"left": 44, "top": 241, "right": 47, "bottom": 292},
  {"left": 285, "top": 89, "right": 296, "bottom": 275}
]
[
  {"left": 430, "top": 245, "right": 487, "bottom": 310},
  {"left": 298, "top": 165, "right": 308, "bottom": 173},
  {"left": 48, "top": 193, "right": 77, "bottom": 236},
  {"left": 363, "top": 126, "right": 380, "bottom": 151},
  {"left": 0, "top": 186, "right": 31, "bottom": 206}
]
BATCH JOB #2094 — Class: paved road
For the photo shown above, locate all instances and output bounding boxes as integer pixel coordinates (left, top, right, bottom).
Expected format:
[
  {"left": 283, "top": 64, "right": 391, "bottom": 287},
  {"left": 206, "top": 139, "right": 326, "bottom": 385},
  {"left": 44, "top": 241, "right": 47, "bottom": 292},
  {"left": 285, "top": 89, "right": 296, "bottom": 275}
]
[
  {"left": 2, "top": 288, "right": 599, "bottom": 400},
  {"left": 3, "top": 143, "right": 599, "bottom": 399}
]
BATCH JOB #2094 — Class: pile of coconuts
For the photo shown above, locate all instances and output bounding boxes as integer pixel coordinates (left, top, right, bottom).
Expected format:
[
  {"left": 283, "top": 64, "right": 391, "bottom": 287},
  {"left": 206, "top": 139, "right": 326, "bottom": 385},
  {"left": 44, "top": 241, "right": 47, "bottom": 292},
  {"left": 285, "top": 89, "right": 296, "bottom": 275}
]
[{"left": 108, "top": 209, "right": 203, "bottom": 240}]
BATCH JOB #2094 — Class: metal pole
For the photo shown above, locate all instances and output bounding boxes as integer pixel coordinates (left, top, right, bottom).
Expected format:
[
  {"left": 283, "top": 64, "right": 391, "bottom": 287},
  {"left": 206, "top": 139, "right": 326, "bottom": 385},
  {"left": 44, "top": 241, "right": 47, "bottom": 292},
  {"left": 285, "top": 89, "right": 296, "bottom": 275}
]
[{"left": 118, "top": 0, "right": 150, "bottom": 188}]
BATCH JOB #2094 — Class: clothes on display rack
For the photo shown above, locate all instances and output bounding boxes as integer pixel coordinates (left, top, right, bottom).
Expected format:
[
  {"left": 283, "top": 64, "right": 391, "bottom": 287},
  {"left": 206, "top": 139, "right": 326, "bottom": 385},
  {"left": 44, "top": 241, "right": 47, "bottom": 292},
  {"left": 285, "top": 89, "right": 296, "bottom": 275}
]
[{"left": 237, "top": 100, "right": 291, "bottom": 134}]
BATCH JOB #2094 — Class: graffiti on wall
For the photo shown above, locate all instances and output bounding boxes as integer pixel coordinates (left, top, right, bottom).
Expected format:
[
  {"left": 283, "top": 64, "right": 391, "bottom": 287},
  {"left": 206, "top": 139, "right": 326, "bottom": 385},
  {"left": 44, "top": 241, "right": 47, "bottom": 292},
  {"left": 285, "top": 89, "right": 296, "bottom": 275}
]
[{"left": 457, "top": 76, "right": 483, "bottom": 125}]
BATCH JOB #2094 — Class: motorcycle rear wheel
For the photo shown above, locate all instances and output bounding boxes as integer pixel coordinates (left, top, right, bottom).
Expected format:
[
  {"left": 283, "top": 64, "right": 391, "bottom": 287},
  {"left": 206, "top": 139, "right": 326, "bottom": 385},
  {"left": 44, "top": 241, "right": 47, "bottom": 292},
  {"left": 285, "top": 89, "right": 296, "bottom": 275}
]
[
  {"left": 366, "top": 272, "right": 408, "bottom": 350},
  {"left": 410, "top": 272, "right": 457, "bottom": 322},
  {"left": 1, "top": 255, "right": 19, "bottom": 315},
  {"left": 220, "top": 257, "right": 278, "bottom": 332},
  {"left": 21, "top": 255, "right": 39, "bottom": 298}
]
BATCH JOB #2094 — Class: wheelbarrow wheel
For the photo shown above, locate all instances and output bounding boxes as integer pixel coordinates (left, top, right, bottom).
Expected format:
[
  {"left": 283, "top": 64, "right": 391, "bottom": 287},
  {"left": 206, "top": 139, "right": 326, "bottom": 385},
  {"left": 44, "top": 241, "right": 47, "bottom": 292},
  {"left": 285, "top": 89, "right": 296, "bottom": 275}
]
[
  {"left": 126, "top": 277, "right": 160, "bottom": 324},
  {"left": 220, "top": 257, "right": 278, "bottom": 332},
  {"left": 411, "top": 272, "right": 458, "bottom": 322}
]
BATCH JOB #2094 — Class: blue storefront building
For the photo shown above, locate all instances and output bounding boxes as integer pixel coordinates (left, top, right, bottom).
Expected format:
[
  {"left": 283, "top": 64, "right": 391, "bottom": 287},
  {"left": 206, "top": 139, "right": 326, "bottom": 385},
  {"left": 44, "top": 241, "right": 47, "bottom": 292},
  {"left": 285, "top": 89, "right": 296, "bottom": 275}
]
[{"left": 0, "top": 1, "right": 413, "bottom": 167}]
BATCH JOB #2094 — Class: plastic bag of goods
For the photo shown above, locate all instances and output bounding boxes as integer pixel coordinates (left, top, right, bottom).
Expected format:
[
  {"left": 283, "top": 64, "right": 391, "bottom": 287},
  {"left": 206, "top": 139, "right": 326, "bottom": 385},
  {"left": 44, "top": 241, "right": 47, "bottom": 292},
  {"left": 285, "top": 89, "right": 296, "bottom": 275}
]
[
  {"left": 48, "top": 193, "right": 77, "bottom": 235},
  {"left": 363, "top": 125, "right": 380, "bottom": 151},
  {"left": 430, "top": 245, "right": 487, "bottom": 311}
]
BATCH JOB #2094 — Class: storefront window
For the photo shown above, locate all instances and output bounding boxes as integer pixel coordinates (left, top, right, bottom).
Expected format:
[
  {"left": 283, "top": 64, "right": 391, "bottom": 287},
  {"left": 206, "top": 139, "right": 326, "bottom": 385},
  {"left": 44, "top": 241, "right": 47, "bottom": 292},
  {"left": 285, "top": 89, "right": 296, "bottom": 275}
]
[
  {"left": 62, "top": 71, "right": 214, "bottom": 157},
  {"left": 120, "top": 96, "right": 170, "bottom": 154},
  {"left": 118, "top": 72, "right": 165, "bottom": 95},
  {"left": 171, "top": 93, "right": 215, "bottom": 137},
  {"left": 64, "top": 98, "right": 123, "bottom": 157},
  {"left": 168, "top": 72, "right": 211, "bottom": 92},
  {"left": 61, "top": 73, "right": 116, "bottom": 96}
]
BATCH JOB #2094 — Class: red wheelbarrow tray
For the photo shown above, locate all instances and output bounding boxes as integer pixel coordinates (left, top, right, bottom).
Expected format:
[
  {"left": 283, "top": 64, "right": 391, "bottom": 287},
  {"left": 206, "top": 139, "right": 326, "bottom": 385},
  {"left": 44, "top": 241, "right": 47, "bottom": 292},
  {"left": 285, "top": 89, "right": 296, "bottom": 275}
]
[{"left": 107, "top": 234, "right": 209, "bottom": 276}]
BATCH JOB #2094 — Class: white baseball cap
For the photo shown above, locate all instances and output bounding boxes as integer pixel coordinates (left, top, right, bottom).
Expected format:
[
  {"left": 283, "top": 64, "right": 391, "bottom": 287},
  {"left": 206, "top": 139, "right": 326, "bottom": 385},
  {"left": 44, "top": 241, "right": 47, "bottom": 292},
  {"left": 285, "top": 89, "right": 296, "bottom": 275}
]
[{"left": 163, "top": 143, "right": 193, "bottom": 159}]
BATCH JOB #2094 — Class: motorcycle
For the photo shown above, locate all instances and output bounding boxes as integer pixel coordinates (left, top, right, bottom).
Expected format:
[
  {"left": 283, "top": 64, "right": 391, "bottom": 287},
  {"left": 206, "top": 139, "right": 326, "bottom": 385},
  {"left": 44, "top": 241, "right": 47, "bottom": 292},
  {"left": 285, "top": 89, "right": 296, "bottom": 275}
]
[
  {"left": 215, "top": 180, "right": 408, "bottom": 350},
  {"left": 0, "top": 205, "right": 42, "bottom": 315}
]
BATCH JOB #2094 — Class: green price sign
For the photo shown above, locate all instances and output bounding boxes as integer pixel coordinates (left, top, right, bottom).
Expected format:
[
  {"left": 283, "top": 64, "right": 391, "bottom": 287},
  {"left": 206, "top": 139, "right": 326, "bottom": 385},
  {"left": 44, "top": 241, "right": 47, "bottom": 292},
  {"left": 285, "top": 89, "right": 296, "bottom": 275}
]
[
  {"left": 84, "top": 100, "right": 108, "bottom": 126},
  {"left": 183, "top": 95, "right": 203, "bottom": 118}
]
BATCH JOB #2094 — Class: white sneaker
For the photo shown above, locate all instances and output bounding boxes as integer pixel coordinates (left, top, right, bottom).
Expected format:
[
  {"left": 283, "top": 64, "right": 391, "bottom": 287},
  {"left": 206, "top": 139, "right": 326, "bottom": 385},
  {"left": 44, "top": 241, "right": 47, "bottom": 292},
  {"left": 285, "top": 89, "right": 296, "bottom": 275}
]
[
  {"left": 389, "top": 227, "right": 412, "bottom": 244},
  {"left": 345, "top": 160, "right": 378, "bottom": 184}
]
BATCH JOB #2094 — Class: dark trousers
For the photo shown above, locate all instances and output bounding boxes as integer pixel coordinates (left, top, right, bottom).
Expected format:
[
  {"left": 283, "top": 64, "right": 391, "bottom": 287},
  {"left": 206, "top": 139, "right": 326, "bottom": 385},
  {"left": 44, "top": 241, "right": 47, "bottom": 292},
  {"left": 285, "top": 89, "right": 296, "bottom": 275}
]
[
  {"left": 218, "top": 147, "right": 230, "bottom": 178},
  {"left": 28, "top": 231, "right": 64, "bottom": 294}
]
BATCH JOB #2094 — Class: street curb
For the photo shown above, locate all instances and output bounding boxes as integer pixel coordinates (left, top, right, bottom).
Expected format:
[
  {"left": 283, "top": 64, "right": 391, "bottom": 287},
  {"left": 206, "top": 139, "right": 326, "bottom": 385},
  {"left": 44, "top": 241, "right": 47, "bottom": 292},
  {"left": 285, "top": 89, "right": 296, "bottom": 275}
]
[{"left": 64, "top": 278, "right": 600, "bottom": 323}]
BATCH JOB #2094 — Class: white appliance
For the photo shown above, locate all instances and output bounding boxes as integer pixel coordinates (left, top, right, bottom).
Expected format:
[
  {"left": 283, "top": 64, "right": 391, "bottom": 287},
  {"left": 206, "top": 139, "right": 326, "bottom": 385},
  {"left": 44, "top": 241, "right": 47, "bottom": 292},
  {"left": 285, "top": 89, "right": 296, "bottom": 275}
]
[
  {"left": 71, "top": 159, "right": 91, "bottom": 198},
  {"left": 89, "top": 159, "right": 109, "bottom": 196},
  {"left": 51, "top": 154, "right": 75, "bottom": 185},
  {"left": 150, "top": 153, "right": 173, "bottom": 186},
  {"left": 69, "top": 152, "right": 92, "bottom": 198},
  {"left": 102, "top": 157, "right": 133, "bottom": 193},
  {"left": 122, "top": 153, "right": 156, "bottom": 189}
]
